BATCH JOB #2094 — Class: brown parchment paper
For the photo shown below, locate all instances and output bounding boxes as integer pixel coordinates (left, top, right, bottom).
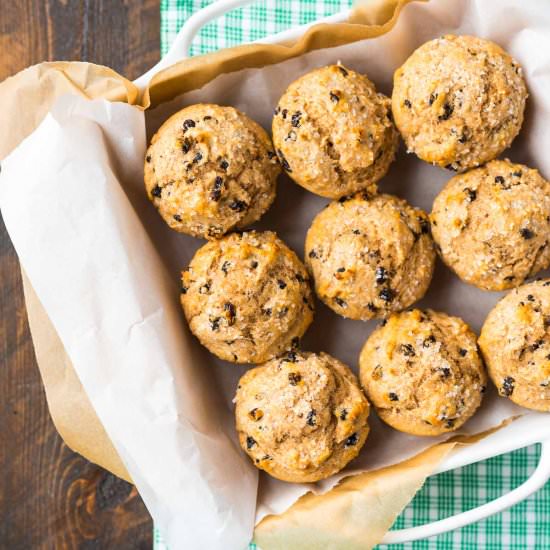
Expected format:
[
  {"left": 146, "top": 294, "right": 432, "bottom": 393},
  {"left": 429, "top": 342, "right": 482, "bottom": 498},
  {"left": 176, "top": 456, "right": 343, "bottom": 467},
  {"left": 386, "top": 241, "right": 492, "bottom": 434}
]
[
  {"left": 2, "top": 0, "right": 547, "bottom": 547},
  {"left": 254, "top": 441, "right": 457, "bottom": 550},
  {"left": 0, "top": 62, "right": 139, "bottom": 159}
]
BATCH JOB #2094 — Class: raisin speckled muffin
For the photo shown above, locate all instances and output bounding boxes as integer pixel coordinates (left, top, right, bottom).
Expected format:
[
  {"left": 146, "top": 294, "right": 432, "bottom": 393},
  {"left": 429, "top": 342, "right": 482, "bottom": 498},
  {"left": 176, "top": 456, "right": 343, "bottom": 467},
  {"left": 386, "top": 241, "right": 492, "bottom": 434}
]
[
  {"left": 479, "top": 280, "right": 550, "bottom": 412},
  {"left": 430, "top": 160, "right": 550, "bottom": 291},
  {"left": 272, "top": 64, "right": 398, "bottom": 199},
  {"left": 180, "top": 231, "right": 314, "bottom": 364},
  {"left": 392, "top": 35, "right": 527, "bottom": 171},
  {"left": 235, "top": 351, "right": 370, "bottom": 482},
  {"left": 305, "top": 193, "right": 436, "bottom": 320},
  {"left": 359, "top": 310, "right": 487, "bottom": 436},
  {"left": 145, "top": 104, "right": 280, "bottom": 239}
]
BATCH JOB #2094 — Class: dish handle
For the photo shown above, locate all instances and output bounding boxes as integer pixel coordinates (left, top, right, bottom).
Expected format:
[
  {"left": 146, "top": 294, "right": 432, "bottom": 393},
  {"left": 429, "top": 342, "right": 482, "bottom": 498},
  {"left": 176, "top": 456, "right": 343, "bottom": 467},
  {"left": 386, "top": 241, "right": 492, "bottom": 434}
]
[
  {"left": 133, "top": 0, "right": 256, "bottom": 89},
  {"left": 381, "top": 439, "right": 550, "bottom": 544}
]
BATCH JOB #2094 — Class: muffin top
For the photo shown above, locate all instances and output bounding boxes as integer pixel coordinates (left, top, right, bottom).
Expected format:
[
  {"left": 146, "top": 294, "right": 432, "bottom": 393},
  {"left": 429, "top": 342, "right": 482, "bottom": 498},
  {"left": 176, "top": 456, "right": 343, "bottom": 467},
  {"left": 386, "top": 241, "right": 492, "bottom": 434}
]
[
  {"left": 430, "top": 160, "right": 550, "bottom": 290},
  {"left": 392, "top": 35, "right": 527, "bottom": 171},
  {"left": 360, "top": 309, "right": 487, "bottom": 436},
  {"left": 181, "top": 231, "right": 314, "bottom": 364},
  {"left": 272, "top": 64, "right": 398, "bottom": 198},
  {"left": 479, "top": 279, "right": 550, "bottom": 412},
  {"left": 235, "top": 351, "right": 370, "bottom": 482},
  {"left": 145, "top": 104, "right": 280, "bottom": 239},
  {"left": 305, "top": 193, "right": 435, "bottom": 320}
]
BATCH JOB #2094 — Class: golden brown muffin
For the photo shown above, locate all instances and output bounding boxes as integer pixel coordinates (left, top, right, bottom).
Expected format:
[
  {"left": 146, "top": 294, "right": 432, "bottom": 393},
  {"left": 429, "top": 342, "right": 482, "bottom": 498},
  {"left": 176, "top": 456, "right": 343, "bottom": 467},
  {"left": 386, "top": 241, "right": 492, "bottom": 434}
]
[
  {"left": 479, "top": 279, "right": 550, "bottom": 412},
  {"left": 430, "top": 160, "right": 550, "bottom": 291},
  {"left": 305, "top": 193, "right": 435, "bottom": 320},
  {"left": 235, "top": 350, "right": 370, "bottom": 482},
  {"left": 392, "top": 35, "right": 527, "bottom": 171},
  {"left": 272, "top": 64, "right": 398, "bottom": 198},
  {"left": 180, "top": 231, "right": 314, "bottom": 364},
  {"left": 145, "top": 104, "right": 280, "bottom": 239},
  {"left": 359, "top": 309, "right": 487, "bottom": 436}
]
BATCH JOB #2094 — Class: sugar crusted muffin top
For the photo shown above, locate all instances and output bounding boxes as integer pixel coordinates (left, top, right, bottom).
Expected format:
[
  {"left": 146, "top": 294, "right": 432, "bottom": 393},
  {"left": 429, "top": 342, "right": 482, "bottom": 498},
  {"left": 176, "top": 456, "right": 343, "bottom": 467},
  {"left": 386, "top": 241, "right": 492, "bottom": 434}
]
[
  {"left": 305, "top": 193, "right": 435, "bottom": 320},
  {"left": 273, "top": 64, "right": 398, "bottom": 198},
  {"left": 479, "top": 279, "right": 550, "bottom": 412},
  {"left": 430, "top": 159, "right": 550, "bottom": 291},
  {"left": 235, "top": 350, "right": 370, "bottom": 482},
  {"left": 392, "top": 35, "right": 527, "bottom": 171},
  {"left": 145, "top": 104, "right": 280, "bottom": 239},
  {"left": 360, "top": 309, "right": 486, "bottom": 436},
  {"left": 181, "top": 231, "right": 314, "bottom": 364}
]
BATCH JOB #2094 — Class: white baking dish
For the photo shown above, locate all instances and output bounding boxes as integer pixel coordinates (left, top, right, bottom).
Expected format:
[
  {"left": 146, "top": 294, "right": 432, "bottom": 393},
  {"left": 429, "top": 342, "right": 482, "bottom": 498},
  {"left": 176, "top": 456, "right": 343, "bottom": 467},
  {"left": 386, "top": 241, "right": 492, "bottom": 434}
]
[{"left": 135, "top": 0, "right": 550, "bottom": 543}]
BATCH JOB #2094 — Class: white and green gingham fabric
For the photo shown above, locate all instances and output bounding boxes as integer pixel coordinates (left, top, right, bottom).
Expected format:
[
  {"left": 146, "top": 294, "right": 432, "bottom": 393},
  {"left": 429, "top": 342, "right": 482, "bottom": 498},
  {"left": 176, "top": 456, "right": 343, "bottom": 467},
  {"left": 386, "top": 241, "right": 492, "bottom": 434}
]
[{"left": 157, "top": 1, "right": 550, "bottom": 548}]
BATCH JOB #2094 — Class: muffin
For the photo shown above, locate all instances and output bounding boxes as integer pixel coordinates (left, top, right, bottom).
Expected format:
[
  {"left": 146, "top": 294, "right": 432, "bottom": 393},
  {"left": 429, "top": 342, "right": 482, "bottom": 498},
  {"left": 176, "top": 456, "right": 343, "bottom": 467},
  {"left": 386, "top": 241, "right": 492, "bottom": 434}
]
[
  {"left": 430, "top": 160, "right": 550, "bottom": 291},
  {"left": 145, "top": 104, "right": 280, "bottom": 239},
  {"left": 359, "top": 309, "right": 487, "bottom": 436},
  {"left": 235, "top": 351, "right": 370, "bottom": 482},
  {"left": 392, "top": 35, "right": 527, "bottom": 171},
  {"left": 479, "top": 279, "right": 550, "bottom": 412},
  {"left": 272, "top": 64, "right": 398, "bottom": 198},
  {"left": 305, "top": 193, "right": 436, "bottom": 320},
  {"left": 180, "top": 231, "right": 314, "bottom": 363}
]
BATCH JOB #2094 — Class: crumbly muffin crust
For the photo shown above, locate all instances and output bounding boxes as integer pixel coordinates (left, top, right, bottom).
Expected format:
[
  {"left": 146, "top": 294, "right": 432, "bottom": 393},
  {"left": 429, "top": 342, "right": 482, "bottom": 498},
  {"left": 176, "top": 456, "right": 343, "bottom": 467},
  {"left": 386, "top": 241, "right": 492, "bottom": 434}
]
[
  {"left": 305, "top": 193, "right": 435, "bottom": 320},
  {"left": 479, "top": 279, "right": 550, "bottom": 412},
  {"left": 272, "top": 64, "right": 398, "bottom": 198},
  {"left": 145, "top": 104, "right": 280, "bottom": 239},
  {"left": 180, "top": 231, "right": 314, "bottom": 364},
  {"left": 430, "top": 160, "right": 550, "bottom": 291},
  {"left": 235, "top": 351, "right": 370, "bottom": 482},
  {"left": 360, "top": 309, "right": 487, "bottom": 436},
  {"left": 392, "top": 35, "right": 527, "bottom": 171}
]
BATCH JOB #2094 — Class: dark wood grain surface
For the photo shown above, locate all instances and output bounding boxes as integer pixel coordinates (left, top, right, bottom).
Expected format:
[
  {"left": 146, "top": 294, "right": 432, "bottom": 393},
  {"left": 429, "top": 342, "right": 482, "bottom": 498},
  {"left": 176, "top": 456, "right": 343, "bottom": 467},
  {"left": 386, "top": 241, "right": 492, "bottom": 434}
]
[{"left": 0, "top": 1, "right": 160, "bottom": 548}]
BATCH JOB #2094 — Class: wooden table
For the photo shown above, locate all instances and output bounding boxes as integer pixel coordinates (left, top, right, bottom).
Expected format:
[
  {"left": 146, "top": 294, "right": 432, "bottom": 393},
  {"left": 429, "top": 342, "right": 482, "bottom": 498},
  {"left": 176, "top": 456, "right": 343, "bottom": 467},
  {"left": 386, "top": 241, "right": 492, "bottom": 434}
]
[{"left": 0, "top": 2, "right": 160, "bottom": 547}]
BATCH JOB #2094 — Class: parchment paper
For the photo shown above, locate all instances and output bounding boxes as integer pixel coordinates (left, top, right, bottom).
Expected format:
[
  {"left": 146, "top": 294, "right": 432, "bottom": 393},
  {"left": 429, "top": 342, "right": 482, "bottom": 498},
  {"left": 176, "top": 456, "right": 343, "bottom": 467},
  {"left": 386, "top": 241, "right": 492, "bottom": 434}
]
[
  {"left": 1, "top": 1, "right": 550, "bottom": 549},
  {"left": 0, "top": 62, "right": 140, "bottom": 481}
]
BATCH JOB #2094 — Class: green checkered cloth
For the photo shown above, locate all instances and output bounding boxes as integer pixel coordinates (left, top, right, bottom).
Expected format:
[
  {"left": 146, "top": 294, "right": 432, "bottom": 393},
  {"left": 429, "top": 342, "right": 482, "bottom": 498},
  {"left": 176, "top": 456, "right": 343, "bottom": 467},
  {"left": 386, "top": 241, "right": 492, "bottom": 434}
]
[{"left": 157, "top": 2, "right": 550, "bottom": 548}]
